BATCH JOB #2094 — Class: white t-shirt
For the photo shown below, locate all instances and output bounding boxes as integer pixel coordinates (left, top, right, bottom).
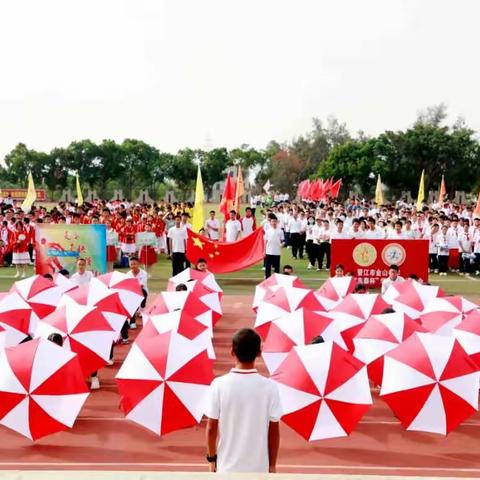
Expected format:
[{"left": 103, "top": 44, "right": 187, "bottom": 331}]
[
  {"left": 241, "top": 216, "right": 255, "bottom": 236},
  {"left": 265, "top": 227, "right": 285, "bottom": 256},
  {"left": 225, "top": 219, "right": 242, "bottom": 242},
  {"left": 167, "top": 226, "right": 187, "bottom": 253},
  {"left": 381, "top": 275, "right": 405, "bottom": 294},
  {"left": 205, "top": 369, "right": 282, "bottom": 473},
  {"left": 205, "top": 218, "right": 220, "bottom": 240},
  {"left": 70, "top": 270, "right": 94, "bottom": 286},
  {"left": 127, "top": 268, "right": 149, "bottom": 294}
]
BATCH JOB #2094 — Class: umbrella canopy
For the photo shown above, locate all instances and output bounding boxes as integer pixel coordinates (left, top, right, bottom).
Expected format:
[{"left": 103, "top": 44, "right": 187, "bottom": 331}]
[
  {"left": 328, "top": 293, "right": 391, "bottom": 351},
  {"left": 0, "top": 325, "right": 6, "bottom": 348},
  {"left": 380, "top": 332, "right": 479, "bottom": 434},
  {"left": 272, "top": 342, "right": 372, "bottom": 441},
  {"left": 0, "top": 338, "right": 89, "bottom": 440},
  {"left": 453, "top": 310, "right": 480, "bottom": 368},
  {"left": 315, "top": 276, "right": 357, "bottom": 311},
  {"left": 252, "top": 273, "right": 306, "bottom": 311},
  {"left": 167, "top": 268, "right": 223, "bottom": 297},
  {"left": 255, "top": 286, "right": 326, "bottom": 340},
  {"left": 353, "top": 312, "right": 427, "bottom": 386},
  {"left": 53, "top": 273, "right": 78, "bottom": 294},
  {"left": 388, "top": 280, "right": 445, "bottom": 319},
  {"left": 138, "top": 310, "right": 215, "bottom": 359},
  {"left": 0, "top": 291, "right": 34, "bottom": 346},
  {"left": 263, "top": 308, "right": 346, "bottom": 374},
  {"left": 36, "top": 299, "right": 117, "bottom": 376},
  {"left": 420, "top": 296, "right": 479, "bottom": 335},
  {"left": 96, "top": 271, "right": 144, "bottom": 317},
  {"left": 116, "top": 330, "right": 214, "bottom": 436}
]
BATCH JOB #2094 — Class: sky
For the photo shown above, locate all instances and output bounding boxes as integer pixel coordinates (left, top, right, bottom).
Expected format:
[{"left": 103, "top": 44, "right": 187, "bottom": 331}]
[{"left": 0, "top": 0, "right": 479, "bottom": 161}]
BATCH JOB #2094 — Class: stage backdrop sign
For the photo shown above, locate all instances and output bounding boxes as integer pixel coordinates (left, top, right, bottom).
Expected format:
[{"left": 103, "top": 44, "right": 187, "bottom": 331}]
[
  {"left": 330, "top": 239, "right": 429, "bottom": 288},
  {"left": 35, "top": 224, "right": 107, "bottom": 275}
]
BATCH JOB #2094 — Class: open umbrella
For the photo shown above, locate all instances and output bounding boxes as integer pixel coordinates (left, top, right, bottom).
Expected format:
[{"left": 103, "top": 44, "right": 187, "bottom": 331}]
[
  {"left": 0, "top": 326, "right": 6, "bottom": 348},
  {"left": 53, "top": 273, "right": 78, "bottom": 294},
  {"left": 116, "top": 330, "right": 213, "bottom": 436},
  {"left": 453, "top": 310, "right": 480, "bottom": 368},
  {"left": 263, "top": 308, "right": 345, "bottom": 374},
  {"left": 353, "top": 312, "right": 427, "bottom": 386},
  {"left": 0, "top": 338, "right": 89, "bottom": 440},
  {"left": 420, "top": 296, "right": 478, "bottom": 335},
  {"left": 0, "top": 291, "right": 34, "bottom": 346},
  {"left": 380, "top": 332, "right": 479, "bottom": 434},
  {"left": 138, "top": 310, "right": 215, "bottom": 359},
  {"left": 255, "top": 286, "right": 326, "bottom": 340},
  {"left": 253, "top": 273, "right": 306, "bottom": 311},
  {"left": 328, "top": 293, "right": 391, "bottom": 351},
  {"left": 272, "top": 342, "right": 372, "bottom": 441},
  {"left": 167, "top": 268, "right": 223, "bottom": 298},
  {"left": 315, "top": 276, "right": 357, "bottom": 311},
  {"left": 36, "top": 299, "right": 117, "bottom": 376}
]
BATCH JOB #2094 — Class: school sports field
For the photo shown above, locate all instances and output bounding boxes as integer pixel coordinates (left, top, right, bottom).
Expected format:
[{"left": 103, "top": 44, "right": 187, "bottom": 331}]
[{"left": 0, "top": 253, "right": 479, "bottom": 477}]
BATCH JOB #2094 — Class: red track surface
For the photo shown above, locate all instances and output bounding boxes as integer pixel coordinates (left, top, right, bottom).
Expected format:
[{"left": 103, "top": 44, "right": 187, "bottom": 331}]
[{"left": 2, "top": 295, "right": 480, "bottom": 477}]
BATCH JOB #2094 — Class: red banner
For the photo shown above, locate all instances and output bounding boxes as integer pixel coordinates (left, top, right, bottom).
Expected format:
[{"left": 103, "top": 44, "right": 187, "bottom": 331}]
[
  {"left": 186, "top": 228, "right": 265, "bottom": 273},
  {"left": 330, "top": 239, "right": 429, "bottom": 288},
  {"left": 1, "top": 188, "right": 47, "bottom": 201}
]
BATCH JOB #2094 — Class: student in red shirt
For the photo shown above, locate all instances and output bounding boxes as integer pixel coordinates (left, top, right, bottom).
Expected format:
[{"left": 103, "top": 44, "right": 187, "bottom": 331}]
[{"left": 12, "top": 221, "right": 30, "bottom": 278}]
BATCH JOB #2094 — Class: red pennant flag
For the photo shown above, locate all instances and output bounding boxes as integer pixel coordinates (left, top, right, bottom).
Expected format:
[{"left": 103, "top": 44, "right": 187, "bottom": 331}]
[
  {"left": 219, "top": 175, "right": 235, "bottom": 220},
  {"left": 186, "top": 228, "right": 265, "bottom": 273},
  {"left": 330, "top": 179, "right": 342, "bottom": 198}
]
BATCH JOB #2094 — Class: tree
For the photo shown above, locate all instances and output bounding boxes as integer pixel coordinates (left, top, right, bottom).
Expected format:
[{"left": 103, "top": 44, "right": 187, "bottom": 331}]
[
  {"left": 202, "top": 148, "right": 231, "bottom": 200},
  {"left": 270, "top": 149, "right": 303, "bottom": 196},
  {"left": 165, "top": 149, "right": 197, "bottom": 200}
]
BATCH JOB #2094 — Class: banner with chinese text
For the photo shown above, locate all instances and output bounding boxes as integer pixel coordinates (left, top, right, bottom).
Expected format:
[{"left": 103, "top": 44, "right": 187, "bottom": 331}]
[
  {"left": 330, "top": 239, "right": 429, "bottom": 288},
  {"left": 35, "top": 224, "right": 107, "bottom": 276}
]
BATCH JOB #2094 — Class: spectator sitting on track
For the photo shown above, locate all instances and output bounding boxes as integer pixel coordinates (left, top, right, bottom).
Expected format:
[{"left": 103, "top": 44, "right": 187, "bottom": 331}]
[
  {"left": 205, "top": 328, "right": 281, "bottom": 474},
  {"left": 381, "top": 264, "right": 405, "bottom": 295},
  {"left": 282, "top": 264, "right": 293, "bottom": 275},
  {"left": 195, "top": 258, "right": 209, "bottom": 273},
  {"left": 334, "top": 264, "right": 345, "bottom": 277}
]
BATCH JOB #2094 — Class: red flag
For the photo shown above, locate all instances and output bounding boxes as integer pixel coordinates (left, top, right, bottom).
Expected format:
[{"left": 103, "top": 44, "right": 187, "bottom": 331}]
[
  {"left": 219, "top": 174, "right": 235, "bottom": 220},
  {"left": 186, "top": 228, "right": 265, "bottom": 273},
  {"left": 323, "top": 177, "right": 333, "bottom": 198},
  {"left": 330, "top": 179, "right": 342, "bottom": 198},
  {"left": 316, "top": 179, "right": 325, "bottom": 200}
]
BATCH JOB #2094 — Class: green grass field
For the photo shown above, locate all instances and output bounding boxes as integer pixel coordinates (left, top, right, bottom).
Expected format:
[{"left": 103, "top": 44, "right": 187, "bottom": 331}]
[{"left": 1, "top": 249, "right": 478, "bottom": 298}]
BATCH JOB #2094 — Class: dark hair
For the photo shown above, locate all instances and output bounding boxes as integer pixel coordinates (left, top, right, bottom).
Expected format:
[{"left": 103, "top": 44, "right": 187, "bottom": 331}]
[
  {"left": 197, "top": 258, "right": 207, "bottom": 264},
  {"left": 47, "top": 333, "right": 63, "bottom": 347},
  {"left": 310, "top": 335, "right": 325, "bottom": 344},
  {"left": 408, "top": 273, "right": 419, "bottom": 281},
  {"left": 42, "top": 274, "right": 54, "bottom": 280},
  {"left": 59, "top": 269, "right": 70, "bottom": 277},
  {"left": 389, "top": 264, "right": 399, "bottom": 271},
  {"left": 354, "top": 283, "right": 367, "bottom": 293},
  {"left": 77, "top": 258, "right": 86, "bottom": 263},
  {"left": 175, "top": 283, "right": 188, "bottom": 291},
  {"left": 130, "top": 256, "right": 139, "bottom": 262},
  {"left": 381, "top": 307, "right": 396, "bottom": 314},
  {"left": 232, "top": 328, "right": 261, "bottom": 363},
  {"left": 335, "top": 264, "right": 344, "bottom": 270}
]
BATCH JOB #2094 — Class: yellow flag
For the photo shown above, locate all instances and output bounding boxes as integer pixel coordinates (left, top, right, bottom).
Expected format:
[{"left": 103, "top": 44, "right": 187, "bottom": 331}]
[
  {"left": 438, "top": 175, "right": 446, "bottom": 205},
  {"left": 416, "top": 169, "right": 425, "bottom": 211},
  {"left": 234, "top": 165, "right": 244, "bottom": 214},
  {"left": 375, "top": 175, "right": 384, "bottom": 206},
  {"left": 192, "top": 165, "right": 205, "bottom": 233},
  {"left": 76, "top": 174, "right": 84, "bottom": 206},
  {"left": 21, "top": 172, "right": 37, "bottom": 213}
]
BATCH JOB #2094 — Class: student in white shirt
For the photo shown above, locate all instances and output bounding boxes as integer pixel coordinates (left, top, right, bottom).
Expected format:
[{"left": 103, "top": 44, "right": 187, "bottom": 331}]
[
  {"left": 428, "top": 223, "right": 440, "bottom": 273},
  {"left": 205, "top": 328, "right": 281, "bottom": 473},
  {"left": 126, "top": 255, "right": 149, "bottom": 327},
  {"left": 436, "top": 225, "right": 450, "bottom": 276},
  {"left": 288, "top": 213, "right": 304, "bottom": 259},
  {"left": 241, "top": 208, "right": 256, "bottom": 236},
  {"left": 387, "top": 221, "right": 405, "bottom": 240},
  {"left": 364, "top": 217, "right": 383, "bottom": 239},
  {"left": 458, "top": 224, "right": 472, "bottom": 275},
  {"left": 167, "top": 215, "right": 188, "bottom": 276},
  {"left": 264, "top": 215, "right": 285, "bottom": 278},
  {"left": 225, "top": 210, "right": 242, "bottom": 242},
  {"left": 381, "top": 264, "right": 405, "bottom": 294},
  {"left": 348, "top": 219, "right": 365, "bottom": 239},
  {"left": 70, "top": 258, "right": 94, "bottom": 286},
  {"left": 317, "top": 220, "right": 331, "bottom": 271},
  {"left": 205, "top": 210, "right": 220, "bottom": 241},
  {"left": 305, "top": 215, "right": 316, "bottom": 270}
]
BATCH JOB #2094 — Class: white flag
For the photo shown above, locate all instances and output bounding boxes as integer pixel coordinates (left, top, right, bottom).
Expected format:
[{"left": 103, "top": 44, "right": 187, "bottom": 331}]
[{"left": 263, "top": 180, "right": 271, "bottom": 193}]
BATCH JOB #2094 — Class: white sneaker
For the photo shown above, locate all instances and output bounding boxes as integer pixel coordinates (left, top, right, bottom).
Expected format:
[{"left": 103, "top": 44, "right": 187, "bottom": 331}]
[
  {"left": 14, "top": 272, "right": 20, "bottom": 278},
  {"left": 307, "top": 263, "right": 313, "bottom": 270},
  {"left": 130, "top": 323, "right": 137, "bottom": 330},
  {"left": 90, "top": 377, "right": 100, "bottom": 390},
  {"left": 21, "top": 272, "right": 26, "bottom": 278},
  {"left": 459, "top": 272, "right": 464, "bottom": 275}
]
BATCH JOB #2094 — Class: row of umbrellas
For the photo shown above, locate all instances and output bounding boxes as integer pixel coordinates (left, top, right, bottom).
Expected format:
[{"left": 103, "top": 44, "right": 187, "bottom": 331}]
[{"left": 254, "top": 274, "right": 480, "bottom": 437}]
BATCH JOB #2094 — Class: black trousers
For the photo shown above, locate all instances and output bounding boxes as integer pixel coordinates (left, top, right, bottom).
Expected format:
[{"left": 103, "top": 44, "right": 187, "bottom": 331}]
[
  {"left": 28, "top": 244, "right": 34, "bottom": 263},
  {"left": 318, "top": 242, "right": 331, "bottom": 269},
  {"left": 438, "top": 255, "right": 449, "bottom": 273},
  {"left": 429, "top": 253, "right": 438, "bottom": 271},
  {"left": 306, "top": 240, "right": 316, "bottom": 266},
  {"left": 265, "top": 254, "right": 280, "bottom": 278},
  {"left": 290, "top": 233, "right": 304, "bottom": 259},
  {"left": 475, "top": 253, "right": 480, "bottom": 272},
  {"left": 460, "top": 254, "right": 471, "bottom": 274},
  {"left": 172, "top": 252, "right": 187, "bottom": 276}
]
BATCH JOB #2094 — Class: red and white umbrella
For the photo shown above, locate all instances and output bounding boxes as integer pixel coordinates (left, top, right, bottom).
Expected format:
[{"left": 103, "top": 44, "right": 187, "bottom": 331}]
[
  {"left": 0, "top": 291, "right": 34, "bottom": 346},
  {"left": 327, "top": 293, "right": 391, "bottom": 352},
  {"left": 380, "top": 332, "right": 479, "bottom": 434},
  {"left": 116, "top": 330, "right": 214, "bottom": 436},
  {"left": 0, "top": 326, "right": 6, "bottom": 348},
  {"left": 420, "top": 296, "right": 478, "bottom": 336},
  {"left": 253, "top": 273, "right": 306, "bottom": 311},
  {"left": 272, "top": 342, "right": 372, "bottom": 441},
  {"left": 138, "top": 310, "right": 215, "bottom": 359},
  {"left": 167, "top": 268, "right": 223, "bottom": 298},
  {"left": 263, "top": 308, "right": 346, "bottom": 374},
  {"left": 315, "top": 276, "right": 357, "bottom": 311},
  {"left": 144, "top": 290, "right": 214, "bottom": 336},
  {"left": 255, "top": 286, "right": 326, "bottom": 340},
  {"left": 10, "top": 275, "right": 63, "bottom": 319},
  {"left": 453, "top": 310, "right": 480, "bottom": 368},
  {"left": 353, "top": 312, "right": 427, "bottom": 386},
  {"left": 386, "top": 280, "right": 445, "bottom": 319},
  {"left": 0, "top": 338, "right": 89, "bottom": 440},
  {"left": 179, "top": 280, "right": 223, "bottom": 325},
  {"left": 97, "top": 271, "right": 144, "bottom": 317},
  {"left": 53, "top": 273, "right": 78, "bottom": 294},
  {"left": 36, "top": 299, "right": 117, "bottom": 376}
]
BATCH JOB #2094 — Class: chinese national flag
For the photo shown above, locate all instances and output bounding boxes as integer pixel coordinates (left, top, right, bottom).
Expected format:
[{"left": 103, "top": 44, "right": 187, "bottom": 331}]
[
  {"left": 186, "top": 228, "right": 265, "bottom": 273},
  {"left": 219, "top": 174, "right": 235, "bottom": 220}
]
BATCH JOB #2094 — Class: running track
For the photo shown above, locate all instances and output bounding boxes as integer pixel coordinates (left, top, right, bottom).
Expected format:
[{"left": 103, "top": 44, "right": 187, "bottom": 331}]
[{"left": 2, "top": 295, "right": 480, "bottom": 477}]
